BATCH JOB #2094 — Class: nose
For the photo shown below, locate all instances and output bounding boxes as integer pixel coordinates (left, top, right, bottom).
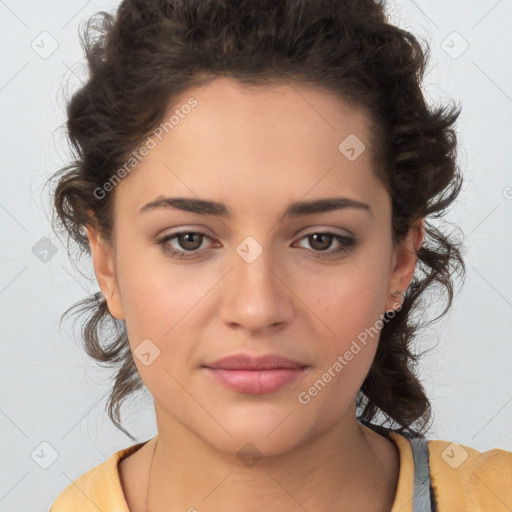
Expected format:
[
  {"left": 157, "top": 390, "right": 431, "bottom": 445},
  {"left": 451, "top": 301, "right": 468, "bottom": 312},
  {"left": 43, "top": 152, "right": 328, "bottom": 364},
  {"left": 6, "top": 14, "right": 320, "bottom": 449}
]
[{"left": 218, "top": 239, "right": 295, "bottom": 334}]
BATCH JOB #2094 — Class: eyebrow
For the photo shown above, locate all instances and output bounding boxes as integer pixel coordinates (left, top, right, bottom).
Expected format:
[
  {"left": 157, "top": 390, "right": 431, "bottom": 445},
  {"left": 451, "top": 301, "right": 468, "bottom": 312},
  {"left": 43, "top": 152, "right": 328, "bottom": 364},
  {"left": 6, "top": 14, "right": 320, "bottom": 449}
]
[{"left": 139, "top": 196, "right": 372, "bottom": 219}]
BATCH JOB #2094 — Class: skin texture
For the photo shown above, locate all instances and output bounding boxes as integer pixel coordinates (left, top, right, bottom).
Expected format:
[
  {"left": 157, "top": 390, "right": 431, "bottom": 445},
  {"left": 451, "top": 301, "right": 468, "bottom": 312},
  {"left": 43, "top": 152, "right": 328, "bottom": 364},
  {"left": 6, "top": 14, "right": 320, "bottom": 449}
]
[{"left": 87, "top": 77, "right": 424, "bottom": 512}]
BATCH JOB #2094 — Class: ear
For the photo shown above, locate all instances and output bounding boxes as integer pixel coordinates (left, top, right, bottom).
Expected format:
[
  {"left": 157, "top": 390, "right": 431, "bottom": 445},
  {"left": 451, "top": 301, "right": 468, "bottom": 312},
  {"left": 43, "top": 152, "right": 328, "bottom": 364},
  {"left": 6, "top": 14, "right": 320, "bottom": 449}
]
[
  {"left": 85, "top": 222, "right": 125, "bottom": 321},
  {"left": 385, "top": 218, "right": 424, "bottom": 312}
]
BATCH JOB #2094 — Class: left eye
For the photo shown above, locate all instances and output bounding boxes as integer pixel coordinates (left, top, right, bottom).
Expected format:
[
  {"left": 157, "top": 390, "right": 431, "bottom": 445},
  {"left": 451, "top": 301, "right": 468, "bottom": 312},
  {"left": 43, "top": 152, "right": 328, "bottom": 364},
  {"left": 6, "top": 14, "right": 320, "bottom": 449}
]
[
  {"left": 156, "top": 231, "right": 355, "bottom": 259},
  {"left": 295, "top": 232, "right": 355, "bottom": 257}
]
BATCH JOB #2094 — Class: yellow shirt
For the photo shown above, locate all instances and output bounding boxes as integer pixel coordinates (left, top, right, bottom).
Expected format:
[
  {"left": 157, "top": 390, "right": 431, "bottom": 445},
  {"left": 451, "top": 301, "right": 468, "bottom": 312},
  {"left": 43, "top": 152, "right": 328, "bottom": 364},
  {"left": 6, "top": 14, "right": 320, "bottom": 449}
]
[{"left": 50, "top": 432, "right": 512, "bottom": 511}]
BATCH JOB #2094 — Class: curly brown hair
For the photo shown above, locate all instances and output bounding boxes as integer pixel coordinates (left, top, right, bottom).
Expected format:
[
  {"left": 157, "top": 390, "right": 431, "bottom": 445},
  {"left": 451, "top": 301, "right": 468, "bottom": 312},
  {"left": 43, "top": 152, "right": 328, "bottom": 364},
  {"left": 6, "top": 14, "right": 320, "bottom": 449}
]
[{"left": 47, "top": 0, "right": 465, "bottom": 441}]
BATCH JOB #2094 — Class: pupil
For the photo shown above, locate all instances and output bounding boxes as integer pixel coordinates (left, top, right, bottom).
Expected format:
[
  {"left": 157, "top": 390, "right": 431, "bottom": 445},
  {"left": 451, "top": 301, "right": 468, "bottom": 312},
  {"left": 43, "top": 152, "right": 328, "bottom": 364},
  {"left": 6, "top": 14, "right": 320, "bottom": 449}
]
[
  {"left": 312, "top": 234, "right": 331, "bottom": 250},
  {"left": 181, "top": 233, "right": 201, "bottom": 250}
]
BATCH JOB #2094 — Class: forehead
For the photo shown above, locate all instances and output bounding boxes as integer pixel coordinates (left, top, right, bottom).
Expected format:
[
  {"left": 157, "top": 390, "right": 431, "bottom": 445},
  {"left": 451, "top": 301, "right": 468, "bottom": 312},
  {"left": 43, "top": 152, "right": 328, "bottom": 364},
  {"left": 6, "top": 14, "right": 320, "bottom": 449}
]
[
  {"left": 113, "top": 77, "right": 386, "bottom": 218},
  {"left": 167, "top": 76, "right": 374, "bottom": 156}
]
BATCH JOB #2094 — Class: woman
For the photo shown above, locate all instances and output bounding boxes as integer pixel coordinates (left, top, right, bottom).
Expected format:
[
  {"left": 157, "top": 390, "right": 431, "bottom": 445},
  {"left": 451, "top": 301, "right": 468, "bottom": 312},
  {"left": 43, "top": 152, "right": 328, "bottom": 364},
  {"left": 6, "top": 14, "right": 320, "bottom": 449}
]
[{"left": 48, "top": 0, "right": 512, "bottom": 510}]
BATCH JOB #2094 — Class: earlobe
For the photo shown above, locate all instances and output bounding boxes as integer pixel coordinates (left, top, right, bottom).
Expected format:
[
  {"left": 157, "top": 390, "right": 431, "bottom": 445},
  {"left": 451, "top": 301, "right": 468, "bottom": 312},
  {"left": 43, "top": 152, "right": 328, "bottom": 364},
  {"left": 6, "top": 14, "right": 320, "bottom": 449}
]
[
  {"left": 385, "top": 218, "right": 425, "bottom": 312},
  {"left": 85, "top": 224, "right": 125, "bottom": 321}
]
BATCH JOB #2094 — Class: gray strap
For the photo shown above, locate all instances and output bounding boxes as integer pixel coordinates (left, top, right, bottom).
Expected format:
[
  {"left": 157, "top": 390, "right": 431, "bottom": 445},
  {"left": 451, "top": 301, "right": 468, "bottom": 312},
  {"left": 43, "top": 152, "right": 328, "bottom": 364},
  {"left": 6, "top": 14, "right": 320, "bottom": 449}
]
[{"left": 410, "top": 437, "right": 434, "bottom": 511}]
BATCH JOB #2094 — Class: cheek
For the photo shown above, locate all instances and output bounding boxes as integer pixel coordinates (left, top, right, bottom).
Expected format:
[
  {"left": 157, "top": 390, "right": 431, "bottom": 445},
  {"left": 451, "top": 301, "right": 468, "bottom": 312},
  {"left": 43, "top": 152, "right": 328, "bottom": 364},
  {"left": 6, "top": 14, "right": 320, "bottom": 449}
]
[
  {"left": 114, "top": 244, "right": 225, "bottom": 382},
  {"left": 118, "top": 267, "right": 198, "bottom": 401},
  {"left": 113, "top": 247, "right": 192, "bottom": 378},
  {"left": 317, "top": 259, "right": 390, "bottom": 336},
  {"left": 304, "top": 249, "right": 391, "bottom": 382},
  {"left": 296, "top": 269, "right": 389, "bottom": 423},
  {"left": 115, "top": 240, "right": 189, "bottom": 332}
]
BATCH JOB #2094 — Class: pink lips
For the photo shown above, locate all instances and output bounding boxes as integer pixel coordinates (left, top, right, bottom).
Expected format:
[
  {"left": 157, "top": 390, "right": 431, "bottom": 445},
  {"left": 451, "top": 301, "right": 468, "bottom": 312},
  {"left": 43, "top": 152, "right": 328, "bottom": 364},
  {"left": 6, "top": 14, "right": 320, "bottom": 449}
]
[{"left": 202, "top": 354, "right": 308, "bottom": 394}]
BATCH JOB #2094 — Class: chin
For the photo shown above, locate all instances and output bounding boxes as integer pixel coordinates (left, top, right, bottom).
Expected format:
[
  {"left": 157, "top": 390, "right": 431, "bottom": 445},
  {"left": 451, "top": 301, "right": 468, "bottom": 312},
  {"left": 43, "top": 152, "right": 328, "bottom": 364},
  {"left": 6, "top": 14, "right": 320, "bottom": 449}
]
[
  {"left": 210, "top": 429, "right": 306, "bottom": 461},
  {"left": 195, "top": 406, "right": 320, "bottom": 460}
]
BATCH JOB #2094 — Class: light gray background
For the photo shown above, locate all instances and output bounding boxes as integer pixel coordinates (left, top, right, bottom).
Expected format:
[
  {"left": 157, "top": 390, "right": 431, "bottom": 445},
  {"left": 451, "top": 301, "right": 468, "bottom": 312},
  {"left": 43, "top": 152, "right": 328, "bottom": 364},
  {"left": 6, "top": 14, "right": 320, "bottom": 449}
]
[{"left": 1, "top": 1, "right": 511, "bottom": 510}]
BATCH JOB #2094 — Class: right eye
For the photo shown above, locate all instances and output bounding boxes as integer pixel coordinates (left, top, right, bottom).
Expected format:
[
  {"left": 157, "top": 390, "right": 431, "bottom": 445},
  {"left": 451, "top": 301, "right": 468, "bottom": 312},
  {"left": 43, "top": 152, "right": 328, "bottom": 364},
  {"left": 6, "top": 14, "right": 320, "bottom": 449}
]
[{"left": 156, "top": 231, "right": 218, "bottom": 259}]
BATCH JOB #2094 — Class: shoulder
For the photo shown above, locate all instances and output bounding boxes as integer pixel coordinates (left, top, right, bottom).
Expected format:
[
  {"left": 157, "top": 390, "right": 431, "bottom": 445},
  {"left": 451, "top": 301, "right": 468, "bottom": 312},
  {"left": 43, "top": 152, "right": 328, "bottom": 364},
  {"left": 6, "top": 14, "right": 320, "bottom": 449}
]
[
  {"left": 427, "top": 438, "right": 512, "bottom": 510},
  {"left": 49, "top": 441, "right": 148, "bottom": 512}
]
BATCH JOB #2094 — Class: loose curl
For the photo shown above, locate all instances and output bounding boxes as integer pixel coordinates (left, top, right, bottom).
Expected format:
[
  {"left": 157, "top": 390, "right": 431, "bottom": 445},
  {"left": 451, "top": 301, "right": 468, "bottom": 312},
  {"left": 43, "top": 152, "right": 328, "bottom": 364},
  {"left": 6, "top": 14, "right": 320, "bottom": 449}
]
[{"left": 47, "top": 0, "right": 465, "bottom": 441}]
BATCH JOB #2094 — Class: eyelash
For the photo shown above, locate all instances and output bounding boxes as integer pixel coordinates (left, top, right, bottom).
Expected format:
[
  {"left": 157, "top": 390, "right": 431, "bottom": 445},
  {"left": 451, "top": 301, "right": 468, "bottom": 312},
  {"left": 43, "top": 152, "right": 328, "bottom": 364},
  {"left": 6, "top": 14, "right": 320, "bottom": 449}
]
[{"left": 156, "top": 230, "right": 355, "bottom": 260}]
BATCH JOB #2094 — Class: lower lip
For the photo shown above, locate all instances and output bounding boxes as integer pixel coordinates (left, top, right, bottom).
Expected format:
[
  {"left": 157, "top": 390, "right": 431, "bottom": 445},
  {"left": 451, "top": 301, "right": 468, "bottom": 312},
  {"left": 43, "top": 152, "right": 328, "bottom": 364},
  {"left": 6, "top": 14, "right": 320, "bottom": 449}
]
[{"left": 203, "top": 367, "right": 306, "bottom": 394}]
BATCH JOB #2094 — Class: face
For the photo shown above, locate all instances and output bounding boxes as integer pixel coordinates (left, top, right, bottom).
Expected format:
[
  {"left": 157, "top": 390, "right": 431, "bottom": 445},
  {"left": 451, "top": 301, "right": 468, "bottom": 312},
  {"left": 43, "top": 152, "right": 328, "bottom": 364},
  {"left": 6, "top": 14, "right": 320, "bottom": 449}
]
[{"left": 87, "top": 77, "right": 422, "bottom": 456}]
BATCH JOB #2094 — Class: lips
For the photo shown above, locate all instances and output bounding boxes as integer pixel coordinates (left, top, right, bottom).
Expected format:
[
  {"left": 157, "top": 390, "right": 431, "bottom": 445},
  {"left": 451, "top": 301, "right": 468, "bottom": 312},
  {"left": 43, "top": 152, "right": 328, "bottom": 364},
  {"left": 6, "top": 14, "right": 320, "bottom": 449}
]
[
  {"left": 205, "top": 353, "right": 306, "bottom": 370},
  {"left": 202, "top": 353, "right": 308, "bottom": 394}
]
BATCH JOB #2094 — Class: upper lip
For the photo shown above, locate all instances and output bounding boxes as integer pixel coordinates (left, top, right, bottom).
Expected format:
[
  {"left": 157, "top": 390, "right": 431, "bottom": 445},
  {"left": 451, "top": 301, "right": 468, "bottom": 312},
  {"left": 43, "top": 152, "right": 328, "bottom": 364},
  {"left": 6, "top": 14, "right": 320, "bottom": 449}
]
[{"left": 203, "top": 353, "right": 307, "bottom": 370}]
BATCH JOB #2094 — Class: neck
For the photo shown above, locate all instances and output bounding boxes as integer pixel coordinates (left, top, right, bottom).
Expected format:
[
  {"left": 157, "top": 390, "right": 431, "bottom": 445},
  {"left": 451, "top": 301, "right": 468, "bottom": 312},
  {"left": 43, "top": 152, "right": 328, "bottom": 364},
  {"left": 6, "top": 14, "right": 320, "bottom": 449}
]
[{"left": 145, "top": 407, "right": 399, "bottom": 512}]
